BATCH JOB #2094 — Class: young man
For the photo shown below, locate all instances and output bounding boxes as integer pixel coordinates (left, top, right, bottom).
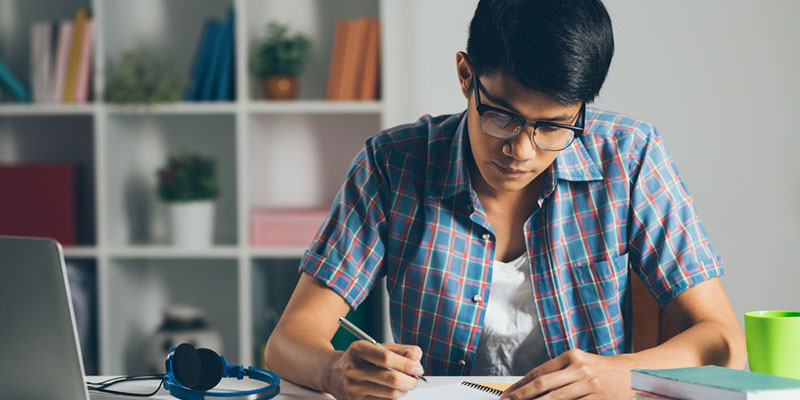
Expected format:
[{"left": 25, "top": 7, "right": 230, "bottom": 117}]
[{"left": 265, "top": 1, "right": 746, "bottom": 399}]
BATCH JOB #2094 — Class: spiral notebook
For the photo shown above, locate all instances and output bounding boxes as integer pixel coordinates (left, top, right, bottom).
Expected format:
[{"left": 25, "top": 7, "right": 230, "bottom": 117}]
[{"left": 403, "top": 381, "right": 512, "bottom": 399}]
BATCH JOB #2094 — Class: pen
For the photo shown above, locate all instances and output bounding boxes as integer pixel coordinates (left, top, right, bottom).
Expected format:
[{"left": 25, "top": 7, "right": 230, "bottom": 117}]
[{"left": 337, "top": 316, "right": 428, "bottom": 382}]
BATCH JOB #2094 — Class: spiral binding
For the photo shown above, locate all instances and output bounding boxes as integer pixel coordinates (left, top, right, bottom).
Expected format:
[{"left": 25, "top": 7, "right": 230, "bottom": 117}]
[{"left": 461, "top": 381, "right": 504, "bottom": 396}]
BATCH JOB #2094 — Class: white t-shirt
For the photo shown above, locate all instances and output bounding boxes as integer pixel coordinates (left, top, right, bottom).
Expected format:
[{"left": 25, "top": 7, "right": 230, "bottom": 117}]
[{"left": 470, "top": 253, "right": 550, "bottom": 376}]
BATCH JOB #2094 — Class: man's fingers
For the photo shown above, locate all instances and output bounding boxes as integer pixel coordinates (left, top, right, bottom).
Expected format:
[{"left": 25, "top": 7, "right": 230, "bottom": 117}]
[
  {"left": 356, "top": 365, "right": 419, "bottom": 392},
  {"left": 500, "top": 366, "right": 584, "bottom": 400},
  {"left": 501, "top": 350, "right": 575, "bottom": 394},
  {"left": 382, "top": 342, "right": 423, "bottom": 362},
  {"left": 351, "top": 341, "right": 425, "bottom": 377}
]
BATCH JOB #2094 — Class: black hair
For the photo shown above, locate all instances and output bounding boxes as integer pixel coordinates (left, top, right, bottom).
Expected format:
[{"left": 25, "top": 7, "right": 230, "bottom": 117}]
[{"left": 466, "top": 0, "right": 614, "bottom": 105}]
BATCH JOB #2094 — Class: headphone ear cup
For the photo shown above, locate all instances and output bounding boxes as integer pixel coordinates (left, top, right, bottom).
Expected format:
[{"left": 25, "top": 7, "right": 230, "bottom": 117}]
[
  {"left": 171, "top": 343, "right": 202, "bottom": 389},
  {"left": 193, "top": 348, "right": 224, "bottom": 391}
]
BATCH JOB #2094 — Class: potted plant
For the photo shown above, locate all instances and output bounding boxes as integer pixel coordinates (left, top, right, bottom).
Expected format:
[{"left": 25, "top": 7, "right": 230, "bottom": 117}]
[
  {"left": 250, "top": 21, "right": 312, "bottom": 100},
  {"left": 156, "top": 153, "right": 220, "bottom": 248}
]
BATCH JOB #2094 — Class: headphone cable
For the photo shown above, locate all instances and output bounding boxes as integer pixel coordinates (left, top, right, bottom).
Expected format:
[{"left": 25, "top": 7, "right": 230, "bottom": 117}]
[{"left": 86, "top": 375, "right": 164, "bottom": 397}]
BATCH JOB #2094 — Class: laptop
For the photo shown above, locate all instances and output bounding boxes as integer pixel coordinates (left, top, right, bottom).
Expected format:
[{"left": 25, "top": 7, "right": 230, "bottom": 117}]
[{"left": 0, "top": 236, "right": 93, "bottom": 399}]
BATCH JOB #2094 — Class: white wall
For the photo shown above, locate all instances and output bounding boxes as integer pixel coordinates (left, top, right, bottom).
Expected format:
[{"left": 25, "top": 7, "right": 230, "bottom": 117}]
[{"left": 384, "top": 1, "right": 800, "bottom": 326}]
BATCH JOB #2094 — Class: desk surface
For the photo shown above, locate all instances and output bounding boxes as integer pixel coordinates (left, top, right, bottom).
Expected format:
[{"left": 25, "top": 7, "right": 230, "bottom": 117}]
[{"left": 87, "top": 375, "right": 521, "bottom": 399}]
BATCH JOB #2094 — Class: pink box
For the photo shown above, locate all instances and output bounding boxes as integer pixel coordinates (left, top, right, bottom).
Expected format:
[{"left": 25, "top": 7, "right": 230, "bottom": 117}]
[{"left": 250, "top": 207, "right": 330, "bottom": 247}]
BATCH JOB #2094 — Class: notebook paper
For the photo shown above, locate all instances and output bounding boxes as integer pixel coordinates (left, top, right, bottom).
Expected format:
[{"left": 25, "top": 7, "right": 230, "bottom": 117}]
[{"left": 403, "top": 381, "right": 507, "bottom": 399}]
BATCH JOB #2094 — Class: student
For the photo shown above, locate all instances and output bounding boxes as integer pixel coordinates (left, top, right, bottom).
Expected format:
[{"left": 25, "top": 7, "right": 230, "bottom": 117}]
[{"left": 264, "top": 0, "right": 747, "bottom": 399}]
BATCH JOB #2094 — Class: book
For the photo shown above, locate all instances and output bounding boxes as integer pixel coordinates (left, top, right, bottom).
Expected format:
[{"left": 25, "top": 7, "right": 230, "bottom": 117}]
[
  {"left": 63, "top": 8, "right": 88, "bottom": 103},
  {"left": 403, "top": 381, "right": 511, "bottom": 399},
  {"left": 358, "top": 18, "right": 380, "bottom": 100},
  {"left": 30, "top": 22, "right": 48, "bottom": 102},
  {"left": 74, "top": 18, "right": 93, "bottom": 103},
  {"left": 52, "top": 20, "right": 73, "bottom": 102},
  {"left": 0, "top": 164, "right": 77, "bottom": 245},
  {"left": 199, "top": 19, "right": 227, "bottom": 101},
  {"left": 631, "top": 366, "right": 800, "bottom": 399},
  {"left": 214, "top": 8, "right": 235, "bottom": 101},
  {"left": 339, "top": 18, "right": 369, "bottom": 100},
  {"left": 326, "top": 19, "right": 349, "bottom": 100},
  {"left": 0, "top": 56, "right": 30, "bottom": 102},
  {"left": 185, "top": 19, "right": 215, "bottom": 100}
]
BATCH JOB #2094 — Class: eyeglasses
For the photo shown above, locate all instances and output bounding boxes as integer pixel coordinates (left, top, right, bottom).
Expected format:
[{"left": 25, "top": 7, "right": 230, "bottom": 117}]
[{"left": 472, "top": 74, "right": 585, "bottom": 151}]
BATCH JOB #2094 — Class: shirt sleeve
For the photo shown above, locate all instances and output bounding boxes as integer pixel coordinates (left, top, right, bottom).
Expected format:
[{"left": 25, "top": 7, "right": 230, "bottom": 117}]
[
  {"left": 627, "top": 125, "right": 724, "bottom": 307},
  {"left": 298, "top": 141, "right": 389, "bottom": 309}
]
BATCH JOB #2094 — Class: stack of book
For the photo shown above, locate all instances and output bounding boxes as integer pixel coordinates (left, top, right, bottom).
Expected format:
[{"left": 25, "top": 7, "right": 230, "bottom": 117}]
[
  {"left": 326, "top": 17, "right": 380, "bottom": 101},
  {"left": 24, "top": 8, "right": 94, "bottom": 103},
  {"left": 632, "top": 366, "right": 800, "bottom": 399},
  {"left": 184, "top": 8, "right": 236, "bottom": 102}
]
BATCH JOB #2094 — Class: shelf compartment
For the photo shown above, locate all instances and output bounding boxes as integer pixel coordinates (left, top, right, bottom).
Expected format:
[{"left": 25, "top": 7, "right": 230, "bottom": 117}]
[
  {"left": 103, "top": 114, "right": 238, "bottom": 247},
  {"left": 0, "top": 116, "right": 96, "bottom": 244},
  {"left": 248, "top": 113, "right": 379, "bottom": 209},
  {"left": 65, "top": 258, "right": 99, "bottom": 375},
  {"left": 0, "top": 0, "right": 92, "bottom": 104},
  {"left": 245, "top": 0, "right": 379, "bottom": 101},
  {"left": 105, "top": 258, "right": 239, "bottom": 375}
]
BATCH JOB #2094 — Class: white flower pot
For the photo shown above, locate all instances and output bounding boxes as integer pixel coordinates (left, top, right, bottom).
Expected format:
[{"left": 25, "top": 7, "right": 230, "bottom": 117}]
[{"left": 168, "top": 200, "right": 215, "bottom": 248}]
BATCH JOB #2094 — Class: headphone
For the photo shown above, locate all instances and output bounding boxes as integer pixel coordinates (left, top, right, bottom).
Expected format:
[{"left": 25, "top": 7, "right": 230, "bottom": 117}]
[
  {"left": 163, "top": 343, "right": 280, "bottom": 400},
  {"left": 87, "top": 343, "right": 280, "bottom": 399}
]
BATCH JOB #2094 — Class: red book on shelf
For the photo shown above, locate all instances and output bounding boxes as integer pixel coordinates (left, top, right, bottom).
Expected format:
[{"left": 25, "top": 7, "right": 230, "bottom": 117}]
[
  {"left": 0, "top": 164, "right": 77, "bottom": 245},
  {"left": 359, "top": 18, "right": 380, "bottom": 100},
  {"left": 338, "top": 18, "right": 369, "bottom": 100},
  {"left": 250, "top": 207, "right": 329, "bottom": 247}
]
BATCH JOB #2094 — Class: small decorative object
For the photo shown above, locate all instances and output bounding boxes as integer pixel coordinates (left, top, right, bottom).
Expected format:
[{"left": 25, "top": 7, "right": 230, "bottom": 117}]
[
  {"left": 106, "top": 49, "right": 187, "bottom": 104},
  {"left": 156, "top": 153, "right": 219, "bottom": 248},
  {"left": 147, "top": 304, "right": 223, "bottom": 374},
  {"left": 250, "top": 22, "right": 312, "bottom": 100}
]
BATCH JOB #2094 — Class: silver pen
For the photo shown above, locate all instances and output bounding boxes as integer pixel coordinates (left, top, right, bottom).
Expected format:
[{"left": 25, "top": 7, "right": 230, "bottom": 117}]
[{"left": 337, "top": 316, "right": 428, "bottom": 382}]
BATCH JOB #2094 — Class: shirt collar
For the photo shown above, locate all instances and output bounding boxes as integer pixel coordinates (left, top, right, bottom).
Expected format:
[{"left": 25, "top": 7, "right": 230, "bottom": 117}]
[{"left": 429, "top": 110, "right": 603, "bottom": 200}]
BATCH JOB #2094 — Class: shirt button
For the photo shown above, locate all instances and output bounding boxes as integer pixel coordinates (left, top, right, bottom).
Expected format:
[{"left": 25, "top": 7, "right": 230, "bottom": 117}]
[
  {"left": 458, "top": 359, "right": 466, "bottom": 366},
  {"left": 472, "top": 294, "right": 483, "bottom": 303},
  {"left": 466, "top": 204, "right": 474, "bottom": 212},
  {"left": 481, "top": 232, "right": 491, "bottom": 241}
]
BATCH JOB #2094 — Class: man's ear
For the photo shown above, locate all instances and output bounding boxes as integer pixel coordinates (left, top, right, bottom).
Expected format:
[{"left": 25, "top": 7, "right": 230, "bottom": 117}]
[{"left": 456, "top": 51, "right": 473, "bottom": 100}]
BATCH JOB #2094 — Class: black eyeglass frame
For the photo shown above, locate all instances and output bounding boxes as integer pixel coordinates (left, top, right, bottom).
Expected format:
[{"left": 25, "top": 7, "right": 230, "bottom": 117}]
[{"left": 472, "top": 73, "right": 586, "bottom": 151}]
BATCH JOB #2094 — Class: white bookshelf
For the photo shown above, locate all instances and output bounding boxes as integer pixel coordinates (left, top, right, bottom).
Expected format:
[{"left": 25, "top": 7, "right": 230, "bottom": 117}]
[{"left": 0, "top": 0, "right": 390, "bottom": 375}]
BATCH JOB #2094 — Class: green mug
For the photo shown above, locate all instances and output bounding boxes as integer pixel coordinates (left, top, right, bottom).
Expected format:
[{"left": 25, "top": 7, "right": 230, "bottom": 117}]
[{"left": 744, "top": 311, "right": 800, "bottom": 380}]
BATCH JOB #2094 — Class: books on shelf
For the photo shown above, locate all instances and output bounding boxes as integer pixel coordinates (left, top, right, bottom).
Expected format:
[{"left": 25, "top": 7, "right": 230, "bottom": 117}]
[
  {"left": 631, "top": 366, "right": 800, "bottom": 400},
  {"left": 0, "top": 164, "right": 77, "bottom": 245},
  {"left": 326, "top": 17, "right": 380, "bottom": 101},
  {"left": 27, "top": 8, "right": 93, "bottom": 104},
  {"left": 0, "top": 55, "right": 30, "bottom": 102},
  {"left": 185, "top": 8, "right": 236, "bottom": 102}
]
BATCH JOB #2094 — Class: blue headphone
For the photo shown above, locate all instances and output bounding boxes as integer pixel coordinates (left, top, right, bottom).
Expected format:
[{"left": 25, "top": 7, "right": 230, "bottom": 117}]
[{"left": 163, "top": 343, "right": 280, "bottom": 400}]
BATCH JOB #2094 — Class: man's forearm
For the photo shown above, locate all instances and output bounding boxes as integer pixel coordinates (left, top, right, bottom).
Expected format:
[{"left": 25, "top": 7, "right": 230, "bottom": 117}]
[
  {"left": 617, "top": 319, "right": 747, "bottom": 370},
  {"left": 264, "top": 318, "right": 341, "bottom": 392}
]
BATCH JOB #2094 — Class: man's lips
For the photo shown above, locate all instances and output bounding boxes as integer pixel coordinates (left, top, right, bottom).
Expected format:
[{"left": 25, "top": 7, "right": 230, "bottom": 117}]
[{"left": 494, "top": 162, "right": 532, "bottom": 175}]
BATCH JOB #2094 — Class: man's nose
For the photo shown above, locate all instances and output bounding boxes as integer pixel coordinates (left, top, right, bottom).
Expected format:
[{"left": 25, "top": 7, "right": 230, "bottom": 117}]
[{"left": 504, "top": 127, "right": 537, "bottom": 159}]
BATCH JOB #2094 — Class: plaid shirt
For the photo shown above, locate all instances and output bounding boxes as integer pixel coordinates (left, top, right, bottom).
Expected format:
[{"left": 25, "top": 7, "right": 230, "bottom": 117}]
[{"left": 299, "top": 108, "right": 723, "bottom": 375}]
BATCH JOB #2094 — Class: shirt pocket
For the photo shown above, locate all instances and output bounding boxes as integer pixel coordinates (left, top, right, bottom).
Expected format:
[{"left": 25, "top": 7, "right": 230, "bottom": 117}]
[{"left": 566, "top": 254, "right": 628, "bottom": 353}]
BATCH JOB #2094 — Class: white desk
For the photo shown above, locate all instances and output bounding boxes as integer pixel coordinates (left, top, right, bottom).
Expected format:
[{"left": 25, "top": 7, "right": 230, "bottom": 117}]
[{"left": 86, "top": 375, "right": 521, "bottom": 399}]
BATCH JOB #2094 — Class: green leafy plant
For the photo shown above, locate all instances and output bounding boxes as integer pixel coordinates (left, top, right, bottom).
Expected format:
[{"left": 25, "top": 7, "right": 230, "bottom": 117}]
[
  {"left": 106, "top": 49, "right": 187, "bottom": 104},
  {"left": 156, "top": 153, "right": 220, "bottom": 202},
  {"left": 250, "top": 22, "right": 312, "bottom": 77}
]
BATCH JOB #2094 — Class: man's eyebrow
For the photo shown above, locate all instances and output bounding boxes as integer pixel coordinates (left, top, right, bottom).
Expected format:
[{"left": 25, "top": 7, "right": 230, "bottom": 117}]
[{"left": 481, "top": 87, "right": 574, "bottom": 123}]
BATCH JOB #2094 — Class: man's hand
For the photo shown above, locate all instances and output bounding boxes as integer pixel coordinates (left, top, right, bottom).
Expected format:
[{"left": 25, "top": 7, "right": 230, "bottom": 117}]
[
  {"left": 325, "top": 341, "right": 425, "bottom": 400},
  {"left": 499, "top": 349, "right": 634, "bottom": 400}
]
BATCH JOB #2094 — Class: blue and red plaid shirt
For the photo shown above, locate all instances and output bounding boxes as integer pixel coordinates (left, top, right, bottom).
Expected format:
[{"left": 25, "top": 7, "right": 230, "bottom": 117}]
[{"left": 299, "top": 108, "right": 723, "bottom": 375}]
